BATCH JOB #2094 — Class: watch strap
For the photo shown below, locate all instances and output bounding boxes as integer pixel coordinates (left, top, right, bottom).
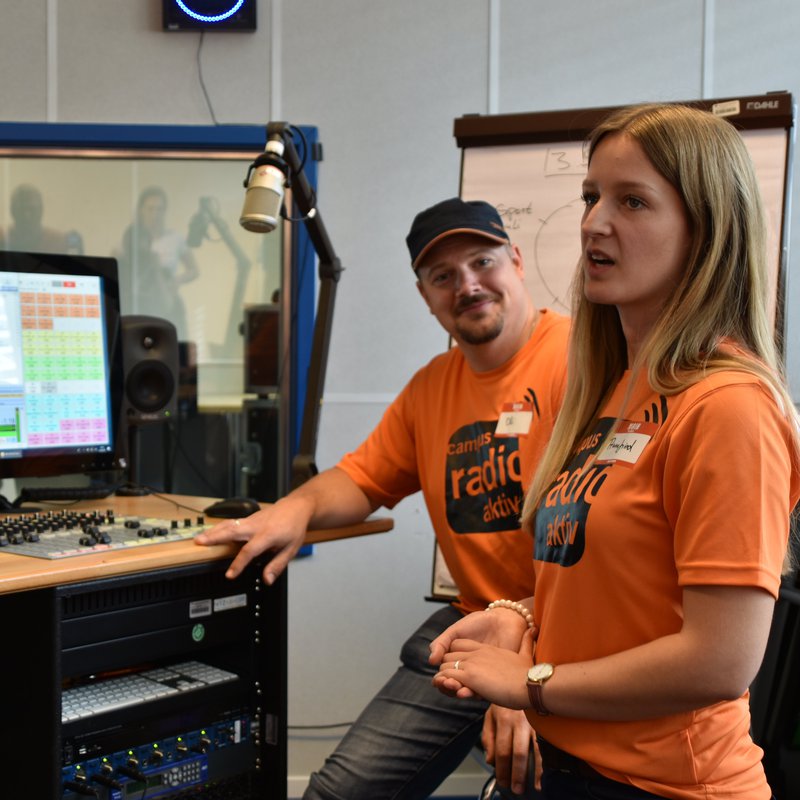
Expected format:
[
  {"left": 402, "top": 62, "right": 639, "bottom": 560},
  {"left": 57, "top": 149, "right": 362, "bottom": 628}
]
[{"left": 527, "top": 680, "right": 551, "bottom": 716}]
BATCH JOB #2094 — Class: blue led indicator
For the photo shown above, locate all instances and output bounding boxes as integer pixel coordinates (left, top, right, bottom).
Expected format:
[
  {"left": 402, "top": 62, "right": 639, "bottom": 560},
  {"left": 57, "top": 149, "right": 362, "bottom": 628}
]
[{"left": 174, "top": 1, "right": 245, "bottom": 23}]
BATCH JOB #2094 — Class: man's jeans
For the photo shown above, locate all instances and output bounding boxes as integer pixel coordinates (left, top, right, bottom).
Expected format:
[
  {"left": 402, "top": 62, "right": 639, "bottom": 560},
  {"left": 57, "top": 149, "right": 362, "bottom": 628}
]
[{"left": 303, "top": 605, "right": 534, "bottom": 800}]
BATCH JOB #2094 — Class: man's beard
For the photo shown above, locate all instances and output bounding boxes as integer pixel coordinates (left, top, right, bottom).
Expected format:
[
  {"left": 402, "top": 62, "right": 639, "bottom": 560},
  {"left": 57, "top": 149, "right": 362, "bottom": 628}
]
[{"left": 454, "top": 295, "right": 504, "bottom": 344}]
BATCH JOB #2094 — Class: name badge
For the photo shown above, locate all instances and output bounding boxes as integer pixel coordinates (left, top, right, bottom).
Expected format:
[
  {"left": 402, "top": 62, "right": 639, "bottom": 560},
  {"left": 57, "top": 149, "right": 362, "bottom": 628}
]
[
  {"left": 495, "top": 402, "right": 533, "bottom": 437},
  {"left": 595, "top": 420, "right": 658, "bottom": 467}
]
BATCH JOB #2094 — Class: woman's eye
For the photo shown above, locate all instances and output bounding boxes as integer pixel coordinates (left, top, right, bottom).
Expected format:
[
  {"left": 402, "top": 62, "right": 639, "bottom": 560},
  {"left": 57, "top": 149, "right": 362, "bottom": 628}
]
[
  {"left": 581, "top": 192, "right": 598, "bottom": 207},
  {"left": 625, "top": 196, "right": 645, "bottom": 210}
]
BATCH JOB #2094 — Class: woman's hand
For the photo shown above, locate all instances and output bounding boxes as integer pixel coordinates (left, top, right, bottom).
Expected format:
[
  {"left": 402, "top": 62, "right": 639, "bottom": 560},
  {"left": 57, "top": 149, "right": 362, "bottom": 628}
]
[
  {"left": 429, "top": 601, "right": 535, "bottom": 669},
  {"left": 432, "top": 629, "right": 535, "bottom": 708}
]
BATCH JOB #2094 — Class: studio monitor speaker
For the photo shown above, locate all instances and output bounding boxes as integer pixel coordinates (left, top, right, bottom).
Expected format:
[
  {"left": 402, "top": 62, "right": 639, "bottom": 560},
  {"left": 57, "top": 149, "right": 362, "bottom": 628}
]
[{"left": 121, "top": 315, "right": 179, "bottom": 424}]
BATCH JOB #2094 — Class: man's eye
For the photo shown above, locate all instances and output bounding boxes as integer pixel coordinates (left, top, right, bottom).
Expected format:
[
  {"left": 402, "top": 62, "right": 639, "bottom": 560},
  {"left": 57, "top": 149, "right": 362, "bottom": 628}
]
[{"left": 581, "top": 192, "right": 598, "bottom": 207}]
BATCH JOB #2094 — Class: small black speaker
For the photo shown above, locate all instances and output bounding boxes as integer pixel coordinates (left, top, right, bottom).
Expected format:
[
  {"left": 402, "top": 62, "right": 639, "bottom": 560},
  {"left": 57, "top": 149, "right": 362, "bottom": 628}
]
[{"left": 121, "top": 316, "right": 179, "bottom": 424}]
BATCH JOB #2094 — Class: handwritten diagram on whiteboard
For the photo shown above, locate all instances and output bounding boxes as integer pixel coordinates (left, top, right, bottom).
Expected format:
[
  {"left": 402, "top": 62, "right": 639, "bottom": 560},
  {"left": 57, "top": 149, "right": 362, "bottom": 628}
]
[{"left": 461, "top": 128, "right": 788, "bottom": 323}]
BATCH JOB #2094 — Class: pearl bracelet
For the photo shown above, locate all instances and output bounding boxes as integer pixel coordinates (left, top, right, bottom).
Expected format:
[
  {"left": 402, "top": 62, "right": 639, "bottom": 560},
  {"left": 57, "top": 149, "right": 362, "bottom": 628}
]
[{"left": 486, "top": 599, "right": 534, "bottom": 629}]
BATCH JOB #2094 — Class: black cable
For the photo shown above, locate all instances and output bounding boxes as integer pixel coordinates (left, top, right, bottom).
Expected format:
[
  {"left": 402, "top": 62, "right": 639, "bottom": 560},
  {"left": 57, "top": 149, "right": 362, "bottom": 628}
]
[
  {"left": 139, "top": 487, "right": 207, "bottom": 516},
  {"left": 196, "top": 31, "right": 219, "bottom": 125},
  {"left": 168, "top": 421, "right": 228, "bottom": 497},
  {"left": 280, "top": 126, "right": 316, "bottom": 223},
  {"left": 287, "top": 125, "right": 310, "bottom": 174},
  {"left": 288, "top": 721, "right": 353, "bottom": 730},
  {"left": 163, "top": 417, "right": 183, "bottom": 491},
  {"left": 272, "top": 205, "right": 313, "bottom": 395}
]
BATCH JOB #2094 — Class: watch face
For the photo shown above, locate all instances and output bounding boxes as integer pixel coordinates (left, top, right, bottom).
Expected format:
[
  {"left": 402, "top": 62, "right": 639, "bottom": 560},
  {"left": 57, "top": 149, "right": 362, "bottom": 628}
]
[{"left": 527, "top": 662, "right": 554, "bottom": 683}]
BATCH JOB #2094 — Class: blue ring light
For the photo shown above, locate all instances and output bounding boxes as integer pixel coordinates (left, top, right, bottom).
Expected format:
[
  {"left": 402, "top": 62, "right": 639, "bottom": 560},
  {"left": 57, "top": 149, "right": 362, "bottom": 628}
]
[{"left": 174, "top": 1, "right": 244, "bottom": 23}]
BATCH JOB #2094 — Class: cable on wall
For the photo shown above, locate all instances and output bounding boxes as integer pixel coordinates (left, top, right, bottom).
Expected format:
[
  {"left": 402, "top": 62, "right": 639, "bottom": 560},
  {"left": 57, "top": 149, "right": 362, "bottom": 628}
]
[{"left": 196, "top": 31, "right": 220, "bottom": 124}]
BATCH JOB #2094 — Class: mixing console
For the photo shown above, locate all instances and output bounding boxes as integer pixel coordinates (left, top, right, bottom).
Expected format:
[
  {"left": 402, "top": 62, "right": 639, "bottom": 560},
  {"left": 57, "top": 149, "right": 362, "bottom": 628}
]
[{"left": 0, "top": 508, "right": 209, "bottom": 559}]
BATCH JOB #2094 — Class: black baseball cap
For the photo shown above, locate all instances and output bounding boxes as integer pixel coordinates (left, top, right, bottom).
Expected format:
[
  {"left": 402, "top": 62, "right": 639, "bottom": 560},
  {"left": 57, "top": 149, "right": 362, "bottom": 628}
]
[{"left": 406, "top": 198, "right": 510, "bottom": 270}]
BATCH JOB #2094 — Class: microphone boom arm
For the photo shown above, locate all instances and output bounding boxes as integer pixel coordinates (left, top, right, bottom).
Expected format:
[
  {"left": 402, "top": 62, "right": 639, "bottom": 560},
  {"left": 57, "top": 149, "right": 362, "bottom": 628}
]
[{"left": 266, "top": 123, "right": 343, "bottom": 490}]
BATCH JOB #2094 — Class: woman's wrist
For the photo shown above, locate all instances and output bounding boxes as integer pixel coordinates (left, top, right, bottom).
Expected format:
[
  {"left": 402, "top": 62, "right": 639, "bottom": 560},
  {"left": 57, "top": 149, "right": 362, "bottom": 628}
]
[{"left": 486, "top": 598, "right": 534, "bottom": 629}]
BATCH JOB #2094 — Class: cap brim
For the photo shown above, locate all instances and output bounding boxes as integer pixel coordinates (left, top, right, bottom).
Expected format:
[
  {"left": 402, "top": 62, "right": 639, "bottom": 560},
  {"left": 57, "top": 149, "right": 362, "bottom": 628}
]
[{"left": 413, "top": 228, "right": 509, "bottom": 270}]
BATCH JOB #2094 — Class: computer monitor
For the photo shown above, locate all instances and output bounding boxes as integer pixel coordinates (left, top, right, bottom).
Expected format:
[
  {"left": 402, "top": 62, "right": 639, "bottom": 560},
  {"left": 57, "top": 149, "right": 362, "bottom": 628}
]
[{"left": 0, "top": 251, "right": 124, "bottom": 479}]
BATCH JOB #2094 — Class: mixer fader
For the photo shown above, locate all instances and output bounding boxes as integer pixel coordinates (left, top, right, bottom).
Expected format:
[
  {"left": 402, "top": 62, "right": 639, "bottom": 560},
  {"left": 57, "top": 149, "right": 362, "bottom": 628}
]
[{"left": 0, "top": 508, "right": 210, "bottom": 559}]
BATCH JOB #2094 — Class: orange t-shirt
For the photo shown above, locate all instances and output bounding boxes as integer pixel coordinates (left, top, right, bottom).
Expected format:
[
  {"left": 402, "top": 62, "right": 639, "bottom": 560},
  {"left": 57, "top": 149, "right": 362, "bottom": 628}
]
[
  {"left": 337, "top": 309, "right": 570, "bottom": 613},
  {"left": 530, "top": 367, "right": 800, "bottom": 799}
]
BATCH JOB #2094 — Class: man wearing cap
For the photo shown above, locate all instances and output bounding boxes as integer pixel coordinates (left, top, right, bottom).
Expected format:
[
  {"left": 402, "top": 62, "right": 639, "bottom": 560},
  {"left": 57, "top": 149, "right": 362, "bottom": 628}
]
[{"left": 197, "top": 198, "right": 570, "bottom": 799}]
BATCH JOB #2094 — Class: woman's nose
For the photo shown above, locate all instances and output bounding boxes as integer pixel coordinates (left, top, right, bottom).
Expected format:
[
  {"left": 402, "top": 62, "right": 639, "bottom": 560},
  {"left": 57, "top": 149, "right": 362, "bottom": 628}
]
[{"left": 581, "top": 201, "right": 610, "bottom": 236}]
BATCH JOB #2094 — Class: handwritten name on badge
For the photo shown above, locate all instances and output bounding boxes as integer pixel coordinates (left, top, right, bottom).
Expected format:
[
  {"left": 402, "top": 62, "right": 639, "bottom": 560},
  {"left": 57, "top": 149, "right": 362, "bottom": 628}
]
[
  {"left": 495, "top": 402, "right": 533, "bottom": 438},
  {"left": 595, "top": 421, "right": 657, "bottom": 467}
]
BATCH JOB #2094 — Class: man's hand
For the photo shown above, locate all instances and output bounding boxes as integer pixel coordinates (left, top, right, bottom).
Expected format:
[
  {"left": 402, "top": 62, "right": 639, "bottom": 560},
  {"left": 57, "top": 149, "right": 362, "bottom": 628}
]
[
  {"left": 195, "top": 497, "right": 312, "bottom": 584},
  {"left": 482, "top": 705, "right": 541, "bottom": 795},
  {"left": 195, "top": 468, "right": 376, "bottom": 585}
]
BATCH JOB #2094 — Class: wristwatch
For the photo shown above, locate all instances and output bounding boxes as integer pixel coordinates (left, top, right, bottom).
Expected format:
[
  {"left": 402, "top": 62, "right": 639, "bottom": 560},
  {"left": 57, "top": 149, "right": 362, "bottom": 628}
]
[{"left": 526, "top": 662, "right": 554, "bottom": 716}]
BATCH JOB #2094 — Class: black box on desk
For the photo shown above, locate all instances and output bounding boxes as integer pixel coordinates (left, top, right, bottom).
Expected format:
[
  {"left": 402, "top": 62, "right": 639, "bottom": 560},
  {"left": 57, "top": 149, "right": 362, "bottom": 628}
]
[
  {"left": 244, "top": 304, "right": 280, "bottom": 396},
  {"left": 242, "top": 398, "right": 280, "bottom": 503},
  {"left": 135, "top": 412, "right": 240, "bottom": 498}
]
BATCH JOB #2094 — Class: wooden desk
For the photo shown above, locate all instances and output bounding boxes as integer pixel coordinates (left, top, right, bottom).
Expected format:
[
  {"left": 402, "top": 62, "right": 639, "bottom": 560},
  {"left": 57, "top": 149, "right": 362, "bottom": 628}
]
[
  {"left": 0, "top": 494, "right": 392, "bottom": 799},
  {"left": 0, "top": 492, "right": 393, "bottom": 595}
]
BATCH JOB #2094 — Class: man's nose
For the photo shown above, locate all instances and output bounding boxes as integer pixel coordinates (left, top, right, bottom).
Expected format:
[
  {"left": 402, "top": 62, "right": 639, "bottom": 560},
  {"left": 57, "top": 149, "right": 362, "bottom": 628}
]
[{"left": 454, "top": 267, "right": 481, "bottom": 294}]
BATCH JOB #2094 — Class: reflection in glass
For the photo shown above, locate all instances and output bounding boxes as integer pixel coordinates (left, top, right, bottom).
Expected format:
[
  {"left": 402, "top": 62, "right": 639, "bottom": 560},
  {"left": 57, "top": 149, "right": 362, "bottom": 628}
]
[
  {"left": 115, "top": 185, "right": 200, "bottom": 338},
  {"left": 0, "top": 183, "right": 83, "bottom": 255},
  {"left": 0, "top": 156, "right": 282, "bottom": 400}
]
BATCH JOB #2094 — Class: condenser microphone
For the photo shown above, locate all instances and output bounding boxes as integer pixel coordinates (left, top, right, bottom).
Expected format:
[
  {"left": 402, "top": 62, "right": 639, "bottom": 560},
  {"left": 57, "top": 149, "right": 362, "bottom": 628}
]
[{"left": 240, "top": 135, "right": 288, "bottom": 233}]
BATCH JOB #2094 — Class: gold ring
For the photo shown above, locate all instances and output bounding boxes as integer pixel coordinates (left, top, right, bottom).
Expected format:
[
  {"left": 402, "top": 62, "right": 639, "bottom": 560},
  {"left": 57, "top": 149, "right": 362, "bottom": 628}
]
[{"left": 454, "top": 660, "right": 460, "bottom": 670}]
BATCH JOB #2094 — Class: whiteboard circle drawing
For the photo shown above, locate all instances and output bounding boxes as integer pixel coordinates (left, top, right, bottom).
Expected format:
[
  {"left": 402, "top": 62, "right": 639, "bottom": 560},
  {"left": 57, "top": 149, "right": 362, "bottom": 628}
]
[{"left": 533, "top": 198, "right": 584, "bottom": 314}]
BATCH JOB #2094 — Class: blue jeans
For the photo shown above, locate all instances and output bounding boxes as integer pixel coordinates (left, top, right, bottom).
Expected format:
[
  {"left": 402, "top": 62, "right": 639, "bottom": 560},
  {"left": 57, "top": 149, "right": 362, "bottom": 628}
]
[{"left": 303, "top": 605, "right": 536, "bottom": 800}]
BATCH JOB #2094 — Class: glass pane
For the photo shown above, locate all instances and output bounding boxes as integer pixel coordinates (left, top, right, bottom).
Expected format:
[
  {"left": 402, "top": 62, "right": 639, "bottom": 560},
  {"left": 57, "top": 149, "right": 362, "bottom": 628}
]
[{"left": 0, "top": 155, "right": 282, "bottom": 401}]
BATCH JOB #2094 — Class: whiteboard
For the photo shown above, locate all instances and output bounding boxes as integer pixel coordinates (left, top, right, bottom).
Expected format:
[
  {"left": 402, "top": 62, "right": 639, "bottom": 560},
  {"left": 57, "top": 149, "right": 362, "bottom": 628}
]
[{"left": 459, "top": 95, "right": 793, "bottom": 326}]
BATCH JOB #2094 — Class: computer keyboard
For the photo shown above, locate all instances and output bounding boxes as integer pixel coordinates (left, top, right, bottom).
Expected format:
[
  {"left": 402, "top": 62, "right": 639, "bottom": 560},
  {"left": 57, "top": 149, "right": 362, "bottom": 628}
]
[
  {"left": 62, "top": 661, "right": 238, "bottom": 723},
  {"left": 18, "top": 484, "right": 116, "bottom": 503}
]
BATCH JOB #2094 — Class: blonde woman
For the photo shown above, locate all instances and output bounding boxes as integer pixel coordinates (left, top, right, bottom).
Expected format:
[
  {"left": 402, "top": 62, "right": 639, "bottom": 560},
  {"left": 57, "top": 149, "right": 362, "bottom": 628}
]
[{"left": 430, "top": 103, "right": 800, "bottom": 799}]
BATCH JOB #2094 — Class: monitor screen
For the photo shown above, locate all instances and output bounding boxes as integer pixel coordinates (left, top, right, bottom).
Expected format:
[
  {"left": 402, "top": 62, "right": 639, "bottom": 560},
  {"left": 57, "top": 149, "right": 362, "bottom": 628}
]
[{"left": 0, "top": 251, "right": 124, "bottom": 479}]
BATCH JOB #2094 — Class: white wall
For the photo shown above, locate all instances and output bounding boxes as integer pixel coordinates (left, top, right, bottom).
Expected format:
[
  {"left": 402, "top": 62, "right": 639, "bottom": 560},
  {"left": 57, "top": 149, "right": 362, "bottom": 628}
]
[{"left": 2, "top": 1, "right": 800, "bottom": 796}]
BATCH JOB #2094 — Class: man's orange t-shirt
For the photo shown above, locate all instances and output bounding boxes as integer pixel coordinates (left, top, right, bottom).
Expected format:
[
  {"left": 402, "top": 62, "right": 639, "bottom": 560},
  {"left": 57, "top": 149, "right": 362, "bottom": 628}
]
[{"left": 338, "top": 309, "right": 570, "bottom": 613}]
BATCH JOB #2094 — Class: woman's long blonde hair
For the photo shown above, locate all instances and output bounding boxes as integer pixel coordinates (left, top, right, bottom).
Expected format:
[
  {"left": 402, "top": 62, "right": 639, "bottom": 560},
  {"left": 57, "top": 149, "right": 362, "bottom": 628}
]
[{"left": 521, "top": 103, "right": 799, "bottom": 564}]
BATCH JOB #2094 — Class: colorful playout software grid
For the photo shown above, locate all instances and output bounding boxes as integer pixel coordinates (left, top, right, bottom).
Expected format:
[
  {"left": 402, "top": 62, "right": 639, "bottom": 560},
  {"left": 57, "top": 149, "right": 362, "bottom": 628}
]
[{"left": 7, "top": 273, "right": 110, "bottom": 449}]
